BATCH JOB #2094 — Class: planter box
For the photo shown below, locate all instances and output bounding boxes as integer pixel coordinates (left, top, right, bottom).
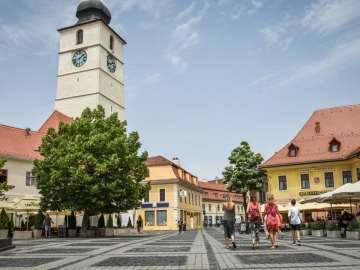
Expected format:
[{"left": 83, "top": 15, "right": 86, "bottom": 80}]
[
  {"left": 33, "top": 230, "right": 42, "bottom": 238},
  {"left": 128, "top": 228, "right": 138, "bottom": 234},
  {"left": 105, "top": 228, "right": 114, "bottom": 236},
  {"left": 300, "top": 229, "right": 308, "bottom": 236},
  {"left": 327, "top": 230, "right": 341, "bottom": 238},
  {"left": 96, "top": 228, "right": 106, "bottom": 236},
  {"left": 68, "top": 229, "right": 77, "bottom": 238},
  {"left": 346, "top": 231, "right": 360, "bottom": 240},
  {"left": 307, "top": 229, "right": 312, "bottom": 235},
  {"left": 0, "top": 229, "right": 9, "bottom": 238},
  {"left": 114, "top": 228, "right": 125, "bottom": 235},
  {"left": 312, "top": 230, "right": 323, "bottom": 237},
  {"left": 87, "top": 230, "right": 95, "bottom": 237},
  {"left": 13, "top": 231, "right": 32, "bottom": 239}
]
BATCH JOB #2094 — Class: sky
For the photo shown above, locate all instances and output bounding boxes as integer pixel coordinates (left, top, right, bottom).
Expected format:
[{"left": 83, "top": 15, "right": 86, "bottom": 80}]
[{"left": 1, "top": 0, "right": 360, "bottom": 181}]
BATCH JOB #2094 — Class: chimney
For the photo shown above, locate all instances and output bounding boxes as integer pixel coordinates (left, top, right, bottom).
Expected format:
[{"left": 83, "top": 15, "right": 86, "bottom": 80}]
[
  {"left": 315, "top": 122, "right": 320, "bottom": 133},
  {"left": 172, "top": 157, "right": 180, "bottom": 166},
  {"left": 25, "top": 127, "right": 31, "bottom": 138},
  {"left": 215, "top": 176, "right": 219, "bottom": 184}
]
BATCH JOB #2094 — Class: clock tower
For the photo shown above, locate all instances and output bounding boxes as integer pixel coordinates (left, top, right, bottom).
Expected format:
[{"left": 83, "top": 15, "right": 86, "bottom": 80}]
[{"left": 55, "top": 0, "right": 126, "bottom": 120}]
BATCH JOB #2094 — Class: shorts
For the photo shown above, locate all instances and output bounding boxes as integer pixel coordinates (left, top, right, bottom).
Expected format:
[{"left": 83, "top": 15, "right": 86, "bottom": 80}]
[
  {"left": 266, "top": 223, "right": 278, "bottom": 232},
  {"left": 45, "top": 225, "right": 51, "bottom": 231},
  {"left": 291, "top": 224, "right": 300, "bottom": 231}
]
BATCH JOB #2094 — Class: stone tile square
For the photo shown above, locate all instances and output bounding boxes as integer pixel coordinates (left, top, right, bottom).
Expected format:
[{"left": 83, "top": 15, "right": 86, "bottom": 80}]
[
  {"left": 93, "top": 256, "right": 188, "bottom": 266},
  {"left": 125, "top": 247, "right": 191, "bottom": 253},
  {"left": 66, "top": 242, "right": 118, "bottom": 246},
  {"left": 0, "top": 258, "right": 62, "bottom": 267},
  {"left": 27, "top": 248, "right": 95, "bottom": 254},
  {"left": 237, "top": 252, "right": 337, "bottom": 264}
]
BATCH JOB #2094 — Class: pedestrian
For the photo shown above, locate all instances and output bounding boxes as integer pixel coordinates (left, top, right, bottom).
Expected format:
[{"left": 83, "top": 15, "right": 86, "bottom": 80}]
[
  {"left": 42, "top": 214, "right": 54, "bottom": 238},
  {"left": 288, "top": 199, "right": 301, "bottom": 246},
  {"left": 178, "top": 219, "right": 183, "bottom": 234},
  {"left": 263, "top": 194, "right": 281, "bottom": 248},
  {"left": 247, "top": 194, "right": 262, "bottom": 249},
  {"left": 222, "top": 194, "right": 236, "bottom": 249},
  {"left": 183, "top": 222, "right": 187, "bottom": 231},
  {"left": 136, "top": 217, "right": 142, "bottom": 234},
  {"left": 277, "top": 214, "right": 283, "bottom": 239}
]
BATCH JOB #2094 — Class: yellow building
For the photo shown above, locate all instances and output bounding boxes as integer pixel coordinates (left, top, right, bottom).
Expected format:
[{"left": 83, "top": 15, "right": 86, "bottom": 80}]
[
  {"left": 137, "top": 156, "right": 204, "bottom": 231},
  {"left": 260, "top": 104, "right": 360, "bottom": 213}
]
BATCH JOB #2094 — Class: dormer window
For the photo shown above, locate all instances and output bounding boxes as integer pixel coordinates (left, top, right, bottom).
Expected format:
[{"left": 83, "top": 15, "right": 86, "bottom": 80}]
[
  {"left": 77, "top": 30, "right": 83, "bottom": 44},
  {"left": 288, "top": 143, "right": 299, "bottom": 157},
  {"left": 110, "top": 35, "right": 114, "bottom": 50},
  {"left": 329, "top": 138, "right": 340, "bottom": 152}
]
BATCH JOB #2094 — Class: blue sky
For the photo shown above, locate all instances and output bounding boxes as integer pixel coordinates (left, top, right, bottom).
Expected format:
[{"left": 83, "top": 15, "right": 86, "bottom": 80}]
[{"left": 1, "top": 0, "right": 360, "bottom": 180}]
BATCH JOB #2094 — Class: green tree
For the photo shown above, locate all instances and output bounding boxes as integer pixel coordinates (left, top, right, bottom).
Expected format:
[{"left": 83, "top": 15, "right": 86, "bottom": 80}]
[
  {"left": 34, "top": 210, "right": 45, "bottom": 230},
  {"left": 127, "top": 217, "right": 132, "bottom": 228},
  {"left": 106, "top": 214, "right": 113, "bottom": 228},
  {"left": 32, "top": 106, "right": 151, "bottom": 236},
  {"left": 98, "top": 214, "right": 105, "bottom": 228},
  {"left": 222, "top": 141, "right": 267, "bottom": 220},
  {"left": 117, "top": 216, "right": 121, "bottom": 228},
  {"left": 0, "top": 208, "right": 10, "bottom": 229},
  {"left": 68, "top": 211, "right": 77, "bottom": 229},
  {"left": 0, "top": 159, "right": 15, "bottom": 201}
]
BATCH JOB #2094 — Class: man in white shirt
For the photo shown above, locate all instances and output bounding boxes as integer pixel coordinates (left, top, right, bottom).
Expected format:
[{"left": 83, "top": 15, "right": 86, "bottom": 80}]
[{"left": 288, "top": 199, "right": 301, "bottom": 246}]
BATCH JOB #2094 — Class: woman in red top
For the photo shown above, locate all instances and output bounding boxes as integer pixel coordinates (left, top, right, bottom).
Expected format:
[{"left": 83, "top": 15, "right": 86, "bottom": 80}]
[
  {"left": 247, "top": 194, "right": 263, "bottom": 249},
  {"left": 263, "top": 194, "right": 281, "bottom": 248}
]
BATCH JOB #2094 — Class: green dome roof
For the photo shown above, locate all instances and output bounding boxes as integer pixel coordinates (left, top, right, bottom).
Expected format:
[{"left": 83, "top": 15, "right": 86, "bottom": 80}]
[{"left": 76, "top": 0, "right": 111, "bottom": 25}]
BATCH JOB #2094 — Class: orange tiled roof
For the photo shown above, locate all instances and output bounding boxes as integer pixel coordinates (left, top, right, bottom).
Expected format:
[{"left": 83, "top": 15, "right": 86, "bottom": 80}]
[
  {"left": 199, "top": 181, "right": 243, "bottom": 202},
  {"left": 261, "top": 104, "right": 360, "bottom": 167},
  {"left": 0, "top": 110, "right": 73, "bottom": 160},
  {"left": 38, "top": 110, "right": 73, "bottom": 133}
]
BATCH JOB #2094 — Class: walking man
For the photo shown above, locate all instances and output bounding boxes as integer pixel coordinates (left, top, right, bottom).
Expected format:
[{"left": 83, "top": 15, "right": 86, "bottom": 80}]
[
  {"left": 136, "top": 217, "right": 142, "bottom": 234},
  {"left": 42, "top": 214, "right": 54, "bottom": 238},
  {"left": 288, "top": 199, "right": 301, "bottom": 246},
  {"left": 178, "top": 219, "right": 183, "bottom": 234}
]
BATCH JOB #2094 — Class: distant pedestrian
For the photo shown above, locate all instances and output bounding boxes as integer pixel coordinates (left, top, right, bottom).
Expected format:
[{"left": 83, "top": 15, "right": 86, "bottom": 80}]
[
  {"left": 288, "top": 199, "right": 301, "bottom": 246},
  {"left": 178, "top": 219, "right": 183, "bottom": 234},
  {"left": 222, "top": 194, "right": 236, "bottom": 249},
  {"left": 136, "top": 217, "right": 142, "bottom": 234},
  {"left": 263, "top": 194, "right": 281, "bottom": 248},
  {"left": 263, "top": 215, "right": 269, "bottom": 240},
  {"left": 183, "top": 222, "right": 187, "bottom": 232},
  {"left": 247, "top": 194, "right": 262, "bottom": 249},
  {"left": 42, "top": 214, "right": 54, "bottom": 238}
]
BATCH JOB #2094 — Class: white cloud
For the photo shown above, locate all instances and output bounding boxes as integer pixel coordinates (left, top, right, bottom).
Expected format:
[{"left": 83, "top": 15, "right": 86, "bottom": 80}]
[
  {"left": 252, "top": 1, "right": 263, "bottom": 8},
  {"left": 260, "top": 26, "right": 286, "bottom": 46},
  {"left": 175, "top": 2, "right": 196, "bottom": 20},
  {"left": 138, "top": 21, "right": 158, "bottom": 30},
  {"left": 301, "top": 0, "right": 360, "bottom": 35},
  {"left": 126, "top": 73, "right": 164, "bottom": 97}
]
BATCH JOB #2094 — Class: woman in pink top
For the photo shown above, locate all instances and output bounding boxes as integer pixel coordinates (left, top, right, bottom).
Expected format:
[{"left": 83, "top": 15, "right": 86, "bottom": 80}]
[
  {"left": 247, "top": 194, "right": 263, "bottom": 249},
  {"left": 263, "top": 194, "right": 281, "bottom": 248}
]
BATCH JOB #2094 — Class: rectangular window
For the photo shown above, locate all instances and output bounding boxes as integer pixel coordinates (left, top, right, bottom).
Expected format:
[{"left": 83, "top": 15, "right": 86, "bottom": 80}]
[
  {"left": 195, "top": 195, "right": 197, "bottom": 205},
  {"left": 217, "top": 205, "right": 220, "bottom": 211},
  {"left": 342, "top": 171, "right": 352, "bottom": 184},
  {"left": 325, "top": 172, "right": 334, "bottom": 187},
  {"left": 188, "top": 191, "right": 190, "bottom": 204},
  {"left": 208, "top": 204, "right": 211, "bottom": 212},
  {"left": 144, "top": 191, "right": 149, "bottom": 202},
  {"left": 202, "top": 204, "right": 205, "bottom": 211},
  {"left": 278, "top": 175, "right": 287, "bottom": 190},
  {"left": 0, "top": 169, "right": 8, "bottom": 184},
  {"left": 357, "top": 168, "right": 360, "bottom": 182},
  {"left": 192, "top": 194, "right": 194, "bottom": 205},
  {"left": 159, "top": 188, "right": 165, "bottom": 202},
  {"left": 301, "top": 174, "right": 310, "bottom": 189},
  {"left": 237, "top": 205, "right": 240, "bottom": 212},
  {"left": 180, "top": 210, "right": 183, "bottom": 221},
  {"left": 157, "top": 210, "right": 167, "bottom": 226},
  {"left": 145, "top": 211, "right": 154, "bottom": 226}
]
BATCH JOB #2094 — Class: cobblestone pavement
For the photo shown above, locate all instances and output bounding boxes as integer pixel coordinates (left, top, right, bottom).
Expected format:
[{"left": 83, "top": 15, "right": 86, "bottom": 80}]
[{"left": 1, "top": 227, "right": 360, "bottom": 269}]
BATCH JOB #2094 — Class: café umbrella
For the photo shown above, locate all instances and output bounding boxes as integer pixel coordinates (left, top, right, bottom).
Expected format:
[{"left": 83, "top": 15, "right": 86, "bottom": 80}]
[{"left": 9, "top": 196, "right": 41, "bottom": 230}]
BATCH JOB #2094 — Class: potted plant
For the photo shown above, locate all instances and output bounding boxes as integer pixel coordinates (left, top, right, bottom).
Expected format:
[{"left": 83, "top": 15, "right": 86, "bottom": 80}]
[
  {"left": 114, "top": 216, "right": 123, "bottom": 235},
  {"left": 97, "top": 214, "right": 106, "bottom": 236},
  {"left": 33, "top": 210, "right": 44, "bottom": 238},
  {"left": 68, "top": 211, "right": 77, "bottom": 237},
  {"left": 326, "top": 222, "right": 340, "bottom": 238},
  {"left": 106, "top": 214, "right": 114, "bottom": 236},
  {"left": 347, "top": 221, "right": 360, "bottom": 240},
  {"left": 0, "top": 208, "right": 10, "bottom": 238},
  {"left": 311, "top": 221, "right": 323, "bottom": 237},
  {"left": 306, "top": 222, "right": 312, "bottom": 235},
  {"left": 300, "top": 223, "right": 308, "bottom": 236},
  {"left": 86, "top": 217, "right": 95, "bottom": 237}
]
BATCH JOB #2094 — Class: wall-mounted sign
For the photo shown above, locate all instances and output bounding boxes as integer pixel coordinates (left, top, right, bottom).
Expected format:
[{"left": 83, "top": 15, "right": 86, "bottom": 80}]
[
  {"left": 180, "top": 190, "right": 187, "bottom": 197},
  {"left": 299, "top": 190, "right": 332, "bottom": 196},
  {"left": 299, "top": 166, "right": 334, "bottom": 172}
]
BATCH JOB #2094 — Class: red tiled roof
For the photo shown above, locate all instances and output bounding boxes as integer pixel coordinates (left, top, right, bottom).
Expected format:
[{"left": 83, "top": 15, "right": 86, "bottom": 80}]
[
  {"left": 199, "top": 181, "right": 244, "bottom": 202},
  {"left": 261, "top": 104, "right": 360, "bottom": 167},
  {"left": 0, "top": 124, "right": 43, "bottom": 159},
  {"left": 0, "top": 110, "right": 73, "bottom": 160},
  {"left": 38, "top": 110, "right": 73, "bottom": 133}
]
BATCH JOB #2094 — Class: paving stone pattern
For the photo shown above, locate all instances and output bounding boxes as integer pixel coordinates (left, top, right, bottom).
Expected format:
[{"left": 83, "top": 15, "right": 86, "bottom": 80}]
[{"left": 1, "top": 228, "right": 360, "bottom": 269}]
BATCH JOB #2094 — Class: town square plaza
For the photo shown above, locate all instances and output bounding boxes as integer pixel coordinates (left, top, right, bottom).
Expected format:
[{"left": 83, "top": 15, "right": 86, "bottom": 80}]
[{"left": 1, "top": 228, "right": 360, "bottom": 270}]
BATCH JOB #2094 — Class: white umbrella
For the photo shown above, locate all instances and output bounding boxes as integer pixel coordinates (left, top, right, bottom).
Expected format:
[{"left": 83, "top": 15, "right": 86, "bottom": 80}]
[
  {"left": 332, "top": 181, "right": 360, "bottom": 198},
  {"left": 9, "top": 196, "right": 41, "bottom": 230},
  {"left": 317, "top": 183, "right": 353, "bottom": 203}
]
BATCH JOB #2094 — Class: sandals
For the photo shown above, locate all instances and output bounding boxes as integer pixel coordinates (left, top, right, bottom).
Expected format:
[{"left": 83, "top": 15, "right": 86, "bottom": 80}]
[
  {"left": 225, "top": 245, "right": 229, "bottom": 249},
  {"left": 252, "top": 243, "right": 255, "bottom": 249}
]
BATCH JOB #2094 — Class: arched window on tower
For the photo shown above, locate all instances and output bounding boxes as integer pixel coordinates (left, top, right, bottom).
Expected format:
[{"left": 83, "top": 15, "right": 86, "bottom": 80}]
[
  {"left": 77, "top": 30, "right": 83, "bottom": 44},
  {"left": 110, "top": 35, "right": 114, "bottom": 50}
]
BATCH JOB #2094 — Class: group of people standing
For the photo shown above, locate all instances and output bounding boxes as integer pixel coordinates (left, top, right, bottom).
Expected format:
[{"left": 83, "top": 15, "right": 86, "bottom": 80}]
[{"left": 221, "top": 193, "right": 302, "bottom": 249}]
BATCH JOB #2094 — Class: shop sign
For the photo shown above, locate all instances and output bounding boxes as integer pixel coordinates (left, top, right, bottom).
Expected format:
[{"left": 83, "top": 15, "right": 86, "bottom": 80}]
[{"left": 299, "top": 190, "right": 331, "bottom": 196}]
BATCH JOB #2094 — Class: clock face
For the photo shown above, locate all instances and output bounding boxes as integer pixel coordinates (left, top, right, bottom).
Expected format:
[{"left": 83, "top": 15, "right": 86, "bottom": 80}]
[
  {"left": 72, "top": 50, "right": 87, "bottom": 67},
  {"left": 107, "top": 55, "right": 116, "bottom": 73}
]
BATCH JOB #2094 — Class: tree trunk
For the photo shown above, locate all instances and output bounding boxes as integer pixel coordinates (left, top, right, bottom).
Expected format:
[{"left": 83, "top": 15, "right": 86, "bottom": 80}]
[
  {"left": 243, "top": 192, "right": 248, "bottom": 222},
  {"left": 80, "top": 210, "right": 89, "bottom": 237}
]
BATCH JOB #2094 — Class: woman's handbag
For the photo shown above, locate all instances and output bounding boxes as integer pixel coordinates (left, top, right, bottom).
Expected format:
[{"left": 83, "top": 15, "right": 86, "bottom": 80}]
[{"left": 221, "top": 220, "right": 227, "bottom": 225}]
